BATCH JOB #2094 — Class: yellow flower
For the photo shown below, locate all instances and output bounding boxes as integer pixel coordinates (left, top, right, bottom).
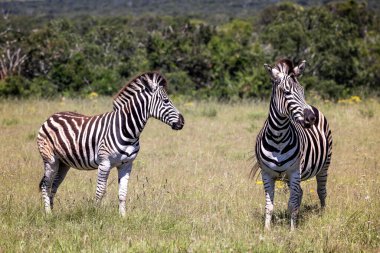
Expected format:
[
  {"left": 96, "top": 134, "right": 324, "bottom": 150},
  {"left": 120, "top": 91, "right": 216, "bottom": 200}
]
[
  {"left": 88, "top": 92, "right": 98, "bottom": 99},
  {"left": 276, "top": 181, "right": 285, "bottom": 189},
  {"left": 350, "top": 96, "right": 361, "bottom": 103},
  {"left": 338, "top": 96, "right": 361, "bottom": 104},
  {"left": 184, "top": 102, "right": 194, "bottom": 107}
]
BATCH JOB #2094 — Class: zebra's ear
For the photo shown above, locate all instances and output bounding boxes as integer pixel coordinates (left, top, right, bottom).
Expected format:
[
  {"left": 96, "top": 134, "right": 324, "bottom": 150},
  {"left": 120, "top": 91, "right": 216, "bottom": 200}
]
[
  {"left": 264, "top": 64, "right": 272, "bottom": 76},
  {"left": 293, "top": 60, "right": 306, "bottom": 77},
  {"left": 264, "top": 64, "right": 282, "bottom": 81}
]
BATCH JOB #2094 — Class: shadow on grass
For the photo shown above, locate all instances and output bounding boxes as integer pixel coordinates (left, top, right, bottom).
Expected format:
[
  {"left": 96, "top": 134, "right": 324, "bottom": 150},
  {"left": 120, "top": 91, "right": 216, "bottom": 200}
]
[
  {"left": 50, "top": 198, "right": 119, "bottom": 223},
  {"left": 255, "top": 203, "right": 324, "bottom": 229}
]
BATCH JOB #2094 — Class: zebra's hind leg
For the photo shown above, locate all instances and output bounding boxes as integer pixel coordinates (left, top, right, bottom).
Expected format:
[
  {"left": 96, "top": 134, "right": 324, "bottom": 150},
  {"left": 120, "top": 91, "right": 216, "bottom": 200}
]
[
  {"left": 262, "top": 171, "right": 275, "bottom": 230},
  {"left": 316, "top": 168, "right": 328, "bottom": 208},
  {"left": 50, "top": 162, "right": 70, "bottom": 209},
  {"left": 287, "top": 181, "right": 303, "bottom": 209},
  {"left": 288, "top": 171, "right": 302, "bottom": 231},
  {"left": 117, "top": 162, "right": 133, "bottom": 217},
  {"left": 39, "top": 159, "right": 59, "bottom": 214},
  {"left": 95, "top": 159, "right": 112, "bottom": 204}
]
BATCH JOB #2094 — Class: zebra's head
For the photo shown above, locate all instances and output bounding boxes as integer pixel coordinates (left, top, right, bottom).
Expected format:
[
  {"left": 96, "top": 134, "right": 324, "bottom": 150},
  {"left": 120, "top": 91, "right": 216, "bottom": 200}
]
[
  {"left": 145, "top": 73, "right": 185, "bottom": 130},
  {"left": 264, "top": 59, "right": 316, "bottom": 128}
]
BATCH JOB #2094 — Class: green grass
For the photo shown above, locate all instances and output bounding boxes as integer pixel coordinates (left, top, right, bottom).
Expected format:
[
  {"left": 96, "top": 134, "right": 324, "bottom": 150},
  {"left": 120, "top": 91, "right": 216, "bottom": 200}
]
[{"left": 0, "top": 98, "right": 379, "bottom": 252}]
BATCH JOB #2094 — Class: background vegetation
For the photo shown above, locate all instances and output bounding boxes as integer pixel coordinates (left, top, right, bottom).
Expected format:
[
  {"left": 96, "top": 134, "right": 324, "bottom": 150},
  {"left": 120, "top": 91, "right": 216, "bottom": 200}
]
[
  {"left": 0, "top": 0, "right": 379, "bottom": 100},
  {"left": 0, "top": 98, "right": 379, "bottom": 252}
]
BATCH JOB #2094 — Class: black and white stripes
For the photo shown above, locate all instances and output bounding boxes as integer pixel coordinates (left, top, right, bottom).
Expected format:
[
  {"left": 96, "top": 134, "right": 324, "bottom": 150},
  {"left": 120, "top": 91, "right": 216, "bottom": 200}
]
[
  {"left": 254, "top": 59, "right": 332, "bottom": 230},
  {"left": 37, "top": 72, "right": 184, "bottom": 215}
]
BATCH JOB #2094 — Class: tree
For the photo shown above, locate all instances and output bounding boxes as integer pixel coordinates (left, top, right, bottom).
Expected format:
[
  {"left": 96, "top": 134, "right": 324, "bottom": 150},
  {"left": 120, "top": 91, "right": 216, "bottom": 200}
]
[{"left": 0, "top": 14, "right": 27, "bottom": 80}]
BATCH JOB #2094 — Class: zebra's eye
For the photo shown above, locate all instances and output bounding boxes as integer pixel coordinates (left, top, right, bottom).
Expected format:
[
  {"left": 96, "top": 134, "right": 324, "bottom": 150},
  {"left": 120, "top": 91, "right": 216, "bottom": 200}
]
[
  {"left": 278, "top": 85, "right": 290, "bottom": 94},
  {"left": 282, "top": 84, "right": 292, "bottom": 94},
  {"left": 163, "top": 98, "right": 170, "bottom": 104}
]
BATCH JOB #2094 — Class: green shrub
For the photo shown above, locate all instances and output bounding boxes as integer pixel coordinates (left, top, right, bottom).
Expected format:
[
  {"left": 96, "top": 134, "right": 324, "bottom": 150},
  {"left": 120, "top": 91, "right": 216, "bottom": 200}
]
[
  {"left": 0, "top": 76, "right": 31, "bottom": 97},
  {"left": 87, "top": 68, "right": 122, "bottom": 96},
  {"left": 29, "top": 78, "right": 58, "bottom": 97},
  {"left": 165, "top": 71, "right": 196, "bottom": 95}
]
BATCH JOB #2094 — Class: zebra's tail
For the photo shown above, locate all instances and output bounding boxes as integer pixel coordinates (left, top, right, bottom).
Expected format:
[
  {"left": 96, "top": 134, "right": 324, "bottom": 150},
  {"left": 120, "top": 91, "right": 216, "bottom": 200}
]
[
  {"left": 249, "top": 161, "right": 261, "bottom": 180},
  {"left": 38, "top": 176, "right": 45, "bottom": 192}
]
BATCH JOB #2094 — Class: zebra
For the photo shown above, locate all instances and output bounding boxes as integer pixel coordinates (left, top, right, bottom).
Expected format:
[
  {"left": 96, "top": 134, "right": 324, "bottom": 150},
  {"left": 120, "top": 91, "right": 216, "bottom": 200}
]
[
  {"left": 253, "top": 59, "right": 332, "bottom": 230},
  {"left": 37, "top": 72, "right": 185, "bottom": 216}
]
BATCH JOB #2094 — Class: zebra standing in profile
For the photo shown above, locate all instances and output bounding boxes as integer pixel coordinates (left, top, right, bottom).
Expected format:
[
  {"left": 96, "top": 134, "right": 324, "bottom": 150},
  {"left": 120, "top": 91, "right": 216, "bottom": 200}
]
[
  {"left": 37, "top": 72, "right": 184, "bottom": 216},
  {"left": 253, "top": 59, "right": 332, "bottom": 230}
]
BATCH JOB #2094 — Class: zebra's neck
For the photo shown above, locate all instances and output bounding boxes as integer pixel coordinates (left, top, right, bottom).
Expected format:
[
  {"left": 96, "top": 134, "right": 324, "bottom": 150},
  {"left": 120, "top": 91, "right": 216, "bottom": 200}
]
[
  {"left": 114, "top": 93, "right": 151, "bottom": 140},
  {"left": 266, "top": 93, "right": 293, "bottom": 143}
]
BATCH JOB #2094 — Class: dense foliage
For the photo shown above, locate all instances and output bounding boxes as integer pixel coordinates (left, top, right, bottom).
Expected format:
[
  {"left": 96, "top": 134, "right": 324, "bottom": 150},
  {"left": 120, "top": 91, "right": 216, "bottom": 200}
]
[
  {"left": 0, "top": 0, "right": 379, "bottom": 99},
  {"left": 1, "top": 0, "right": 379, "bottom": 19}
]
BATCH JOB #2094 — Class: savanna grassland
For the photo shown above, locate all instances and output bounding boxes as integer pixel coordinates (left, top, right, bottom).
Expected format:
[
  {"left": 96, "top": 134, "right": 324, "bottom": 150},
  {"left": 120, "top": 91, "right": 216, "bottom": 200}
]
[{"left": 0, "top": 97, "right": 379, "bottom": 252}]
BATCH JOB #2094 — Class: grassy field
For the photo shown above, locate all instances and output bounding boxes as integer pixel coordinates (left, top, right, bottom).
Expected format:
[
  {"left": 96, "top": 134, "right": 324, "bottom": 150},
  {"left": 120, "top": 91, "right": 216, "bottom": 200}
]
[{"left": 0, "top": 97, "right": 379, "bottom": 252}]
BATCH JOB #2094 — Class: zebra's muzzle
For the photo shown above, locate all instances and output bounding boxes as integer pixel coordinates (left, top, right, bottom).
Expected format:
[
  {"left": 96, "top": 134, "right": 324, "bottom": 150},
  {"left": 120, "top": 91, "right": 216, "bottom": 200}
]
[
  {"left": 302, "top": 108, "right": 316, "bottom": 128},
  {"left": 171, "top": 114, "right": 184, "bottom": 130}
]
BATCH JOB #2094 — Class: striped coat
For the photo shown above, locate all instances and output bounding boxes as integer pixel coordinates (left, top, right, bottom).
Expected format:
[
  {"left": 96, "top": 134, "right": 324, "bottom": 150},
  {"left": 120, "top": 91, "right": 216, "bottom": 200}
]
[
  {"left": 254, "top": 59, "right": 332, "bottom": 230},
  {"left": 37, "top": 72, "right": 184, "bottom": 216}
]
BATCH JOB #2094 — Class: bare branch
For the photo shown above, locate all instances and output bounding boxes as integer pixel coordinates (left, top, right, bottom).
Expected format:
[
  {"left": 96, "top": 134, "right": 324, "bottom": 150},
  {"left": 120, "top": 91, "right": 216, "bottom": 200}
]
[{"left": 0, "top": 46, "right": 27, "bottom": 80}]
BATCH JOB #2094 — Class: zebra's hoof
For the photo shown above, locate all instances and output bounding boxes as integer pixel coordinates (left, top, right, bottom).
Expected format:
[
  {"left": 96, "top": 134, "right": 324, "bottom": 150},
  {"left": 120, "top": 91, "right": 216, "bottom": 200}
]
[{"left": 119, "top": 205, "right": 126, "bottom": 217}]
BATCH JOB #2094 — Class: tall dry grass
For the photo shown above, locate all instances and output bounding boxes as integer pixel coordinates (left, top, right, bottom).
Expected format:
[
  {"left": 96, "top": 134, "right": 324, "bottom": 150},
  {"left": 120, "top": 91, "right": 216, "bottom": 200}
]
[{"left": 0, "top": 97, "right": 379, "bottom": 252}]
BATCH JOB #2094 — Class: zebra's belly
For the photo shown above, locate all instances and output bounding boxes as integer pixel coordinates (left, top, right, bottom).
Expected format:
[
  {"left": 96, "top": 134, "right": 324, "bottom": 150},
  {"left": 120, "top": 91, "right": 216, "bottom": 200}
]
[
  {"left": 259, "top": 152, "right": 327, "bottom": 181},
  {"left": 57, "top": 144, "right": 140, "bottom": 170},
  {"left": 260, "top": 156, "right": 301, "bottom": 179},
  {"left": 58, "top": 160, "right": 97, "bottom": 170},
  {"left": 60, "top": 157, "right": 98, "bottom": 170}
]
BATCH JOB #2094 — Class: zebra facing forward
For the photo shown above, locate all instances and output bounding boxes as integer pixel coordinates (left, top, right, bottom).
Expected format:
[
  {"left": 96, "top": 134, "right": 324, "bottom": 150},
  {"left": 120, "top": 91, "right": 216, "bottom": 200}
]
[
  {"left": 37, "top": 72, "right": 184, "bottom": 216},
  {"left": 253, "top": 59, "right": 332, "bottom": 230}
]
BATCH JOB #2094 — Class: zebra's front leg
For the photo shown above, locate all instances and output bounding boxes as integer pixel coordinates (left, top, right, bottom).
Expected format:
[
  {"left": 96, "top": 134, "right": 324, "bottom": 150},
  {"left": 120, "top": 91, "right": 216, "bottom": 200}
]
[
  {"left": 262, "top": 171, "right": 275, "bottom": 230},
  {"left": 287, "top": 181, "right": 303, "bottom": 209},
  {"left": 316, "top": 168, "right": 328, "bottom": 208},
  {"left": 117, "top": 162, "right": 133, "bottom": 217},
  {"left": 95, "top": 160, "right": 112, "bottom": 204},
  {"left": 288, "top": 170, "right": 302, "bottom": 231}
]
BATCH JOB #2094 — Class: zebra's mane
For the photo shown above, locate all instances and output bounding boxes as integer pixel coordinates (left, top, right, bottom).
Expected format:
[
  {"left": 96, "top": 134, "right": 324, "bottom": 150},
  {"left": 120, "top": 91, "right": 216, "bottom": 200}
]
[
  {"left": 112, "top": 72, "right": 167, "bottom": 111},
  {"left": 274, "top": 59, "right": 295, "bottom": 75}
]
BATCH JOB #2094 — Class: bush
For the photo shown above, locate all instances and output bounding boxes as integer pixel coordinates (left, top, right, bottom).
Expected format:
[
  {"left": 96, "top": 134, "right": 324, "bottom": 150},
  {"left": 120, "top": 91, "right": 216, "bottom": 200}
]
[
  {"left": 29, "top": 78, "right": 58, "bottom": 97},
  {"left": 165, "top": 71, "right": 196, "bottom": 95},
  {"left": 0, "top": 76, "right": 31, "bottom": 97},
  {"left": 86, "top": 68, "right": 122, "bottom": 96}
]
